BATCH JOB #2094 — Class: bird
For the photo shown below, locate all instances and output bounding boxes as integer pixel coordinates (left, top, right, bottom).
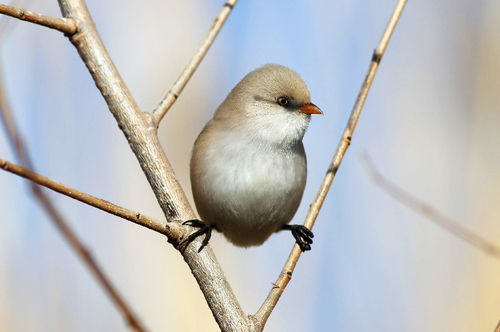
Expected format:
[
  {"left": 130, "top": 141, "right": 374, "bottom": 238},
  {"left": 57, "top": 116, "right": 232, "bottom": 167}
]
[{"left": 183, "top": 64, "right": 322, "bottom": 253}]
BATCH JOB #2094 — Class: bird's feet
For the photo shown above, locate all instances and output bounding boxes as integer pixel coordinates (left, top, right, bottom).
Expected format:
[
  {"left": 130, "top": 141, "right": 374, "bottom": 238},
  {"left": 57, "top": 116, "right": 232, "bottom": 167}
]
[
  {"left": 180, "top": 219, "right": 214, "bottom": 253},
  {"left": 282, "top": 224, "right": 314, "bottom": 251}
]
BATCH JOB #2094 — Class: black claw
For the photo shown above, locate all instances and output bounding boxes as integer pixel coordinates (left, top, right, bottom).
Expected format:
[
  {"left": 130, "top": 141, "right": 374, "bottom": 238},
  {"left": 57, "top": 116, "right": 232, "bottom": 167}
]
[
  {"left": 182, "top": 219, "right": 204, "bottom": 227},
  {"left": 180, "top": 219, "right": 214, "bottom": 252},
  {"left": 281, "top": 224, "right": 314, "bottom": 252},
  {"left": 198, "top": 226, "right": 212, "bottom": 253}
]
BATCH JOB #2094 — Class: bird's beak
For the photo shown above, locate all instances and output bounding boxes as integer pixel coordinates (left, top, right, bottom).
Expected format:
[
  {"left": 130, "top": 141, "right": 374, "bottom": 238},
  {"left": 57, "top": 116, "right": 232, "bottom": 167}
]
[{"left": 299, "top": 103, "right": 323, "bottom": 115}]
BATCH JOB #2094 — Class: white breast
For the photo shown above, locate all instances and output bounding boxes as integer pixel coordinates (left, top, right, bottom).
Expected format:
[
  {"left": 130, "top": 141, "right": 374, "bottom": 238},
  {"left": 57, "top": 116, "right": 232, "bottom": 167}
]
[{"left": 191, "top": 127, "right": 307, "bottom": 247}]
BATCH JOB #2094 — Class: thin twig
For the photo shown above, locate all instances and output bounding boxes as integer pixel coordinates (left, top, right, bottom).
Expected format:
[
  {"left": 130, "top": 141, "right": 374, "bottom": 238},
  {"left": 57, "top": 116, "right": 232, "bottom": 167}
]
[
  {"left": 253, "top": 0, "right": 409, "bottom": 329},
  {"left": 151, "top": 0, "right": 238, "bottom": 126},
  {"left": 494, "top": 320, "right": 500, "bottom": 332},
  {"left": 361, "top": 153, "right": 500, "bottom": 259},
  {"left": 0, "top": 3, "right": 77, "bottom": 34},
  {"left": 0, "top": 34, "right": 145, "bottom": 332},
  {"left": 0, "top": 1, "right": 28, "bottom": 40},
  {"left": 57, "top": 1, "right": 249, "bottom": 331},
  {"left": 26, "top": 188, "right": 147, "bottom": 332},
  {"left": 0, "top": 158, "right": 167, "bottom": 235}
]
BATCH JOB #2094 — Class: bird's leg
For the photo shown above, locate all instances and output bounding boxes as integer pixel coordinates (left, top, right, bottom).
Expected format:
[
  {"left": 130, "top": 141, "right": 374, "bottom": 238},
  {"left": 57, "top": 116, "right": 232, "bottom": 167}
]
[
  {"left": 180, "top": 219, "right": 215, "bottom": 253},
  {"left": 281, "top": 224, "right": 314, "bottom": 251}
]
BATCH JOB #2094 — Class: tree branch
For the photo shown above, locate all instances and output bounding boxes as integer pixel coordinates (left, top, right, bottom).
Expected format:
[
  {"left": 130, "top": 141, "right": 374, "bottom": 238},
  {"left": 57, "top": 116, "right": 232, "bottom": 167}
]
[
  {"left": 0, "top": 158, "right": 166, "bottom": 235},
  {"left": 0, "top": 12, "right": 146, "bottom": 331},
  {"left": 0, "top": 3, "right": 77, "bottom": 34},
  {"left": 151, "top": 0, "right": 238, "bottom": 126},
  {"left": 253, "top": 0, "right": 409, "bottom": 328},
  {"left": 361, "top": 153, "right": 500, "bottom": 259},
  {"left": 57, "top": 1, "right": 249, "bottom": 330},
  {"left": 494, "top": 320, "right": 500, "bottom": 332}
]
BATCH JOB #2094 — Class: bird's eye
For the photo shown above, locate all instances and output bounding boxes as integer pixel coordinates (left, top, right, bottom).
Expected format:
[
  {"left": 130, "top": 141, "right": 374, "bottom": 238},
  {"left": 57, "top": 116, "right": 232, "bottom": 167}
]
[{"left": 277, "top": 96, "right": 289, "bottom": 106}]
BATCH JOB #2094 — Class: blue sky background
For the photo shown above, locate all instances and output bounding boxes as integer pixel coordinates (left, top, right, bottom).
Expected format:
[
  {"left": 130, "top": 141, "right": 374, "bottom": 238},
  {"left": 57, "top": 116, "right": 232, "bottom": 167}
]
[{"left": 0, "top": 1, "right": 499, "bottom": 331}]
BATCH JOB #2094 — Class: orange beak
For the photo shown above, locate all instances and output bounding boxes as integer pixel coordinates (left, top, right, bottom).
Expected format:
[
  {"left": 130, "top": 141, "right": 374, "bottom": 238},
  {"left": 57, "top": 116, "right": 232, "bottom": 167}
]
[{"left": 299, "top": 103, "right": 323, "bottom": 115}]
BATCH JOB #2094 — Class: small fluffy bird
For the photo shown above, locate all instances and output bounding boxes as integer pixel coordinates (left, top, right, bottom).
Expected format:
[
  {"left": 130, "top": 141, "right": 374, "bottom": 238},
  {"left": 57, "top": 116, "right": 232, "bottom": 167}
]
[{"left": 184, "top": 64, "right": 322, "bottom": 252}]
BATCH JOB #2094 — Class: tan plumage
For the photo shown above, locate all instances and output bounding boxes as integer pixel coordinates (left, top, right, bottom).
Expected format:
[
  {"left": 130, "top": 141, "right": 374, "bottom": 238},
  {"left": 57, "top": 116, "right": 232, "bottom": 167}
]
[{"left": 190, "top": 64, "right": 321, "bottom": 250}]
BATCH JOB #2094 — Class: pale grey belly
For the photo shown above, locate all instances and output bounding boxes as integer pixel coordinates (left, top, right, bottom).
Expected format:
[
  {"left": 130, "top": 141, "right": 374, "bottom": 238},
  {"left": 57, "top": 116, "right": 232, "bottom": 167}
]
[{"left": 192, "top": 144, "right": 307, "bottom": 247}]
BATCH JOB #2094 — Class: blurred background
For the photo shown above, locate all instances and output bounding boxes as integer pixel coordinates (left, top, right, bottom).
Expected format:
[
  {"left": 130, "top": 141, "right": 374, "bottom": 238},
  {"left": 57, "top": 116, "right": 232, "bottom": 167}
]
[{"left": 0, "top": 0, "right": 499, "bottom": 331}]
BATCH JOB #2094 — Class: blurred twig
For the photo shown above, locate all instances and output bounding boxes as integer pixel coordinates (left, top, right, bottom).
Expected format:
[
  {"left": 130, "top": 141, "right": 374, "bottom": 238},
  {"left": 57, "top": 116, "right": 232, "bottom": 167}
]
[
  {"left": 253, "top": 0, "right": 408, "bottom": 328},
  {"left": 0, "top": 3, "right": 76, "bottom": 34},
  {"left": 0, "top": 90, "right": 147, "bottom": 332},
  {"left": 0, "top": 158, "right": 167, "bottom": 235},
  {"left": 361, "top": 153, "right": 500, "bottom": 259},
  {"left": 0, "top": 15, "right": 146, "bottom": 332},
  {"left": 151, "top": 0, "right": 238, "bottom": 126},
  {"left": 494, "top": 320, "right": 500, "bottom": 332}
]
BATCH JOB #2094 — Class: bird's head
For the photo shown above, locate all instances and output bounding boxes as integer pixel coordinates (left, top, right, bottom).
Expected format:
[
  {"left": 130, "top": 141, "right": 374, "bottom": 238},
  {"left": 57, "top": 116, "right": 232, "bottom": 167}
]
[{"left": 216, "top": 64, "right": 322, "bottom": 147}]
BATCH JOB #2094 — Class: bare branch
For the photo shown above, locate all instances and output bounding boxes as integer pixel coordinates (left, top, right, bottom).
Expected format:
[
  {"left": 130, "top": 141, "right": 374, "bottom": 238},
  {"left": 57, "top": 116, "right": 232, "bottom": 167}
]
[
  {"left": 0, "top": 3, "right": 76, "bottom": 34},
  {"left": 57, "top": 1, "right": 249, "bottom": 330},
  {"left": 0, "top": 1, "right": 29, "bottom": 41},
  {"left": 151, "top": 0, "right": 238, "bottom": 126},
  {"left": 0, "top": 90, "right": 147, "bottom": 332},
  {"left": 361, "top": 153, "right": 500, "bottom": 259},
  {"left": 28, "top": 189, "right": 147, "bottom": 332},
  {"left": 253, "top": 0, "right": 409, "bottom": 328},
  {"left": 0, "top": 15, "right": 145, "bottom": 330},
  {"left": 0, "top": 158, "right": 167, "bottom": 235},
  {"left": 494, "top": 320, "right": 500, "bottom": 332}
]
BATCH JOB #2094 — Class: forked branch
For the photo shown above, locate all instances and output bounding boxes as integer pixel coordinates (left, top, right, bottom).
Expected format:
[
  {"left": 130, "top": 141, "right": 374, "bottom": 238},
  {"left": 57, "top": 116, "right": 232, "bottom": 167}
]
[
  {"left": 56, "top": 0, "right": 249, "bottom": 330},
  {"left": 0, "top": 0, "right": 413, "bottom": 330},
  {"left": 151, "top": 0, "right": 238, "bottom": 126},
  {"left": 253, "top": 0, "right": 409, "bottom": 328},
  {"left": 0, "top": 3, "right": 76, "bottom": 34},
  {"left": 0, "top": 158, "right": 167, "bottom": 236}
]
